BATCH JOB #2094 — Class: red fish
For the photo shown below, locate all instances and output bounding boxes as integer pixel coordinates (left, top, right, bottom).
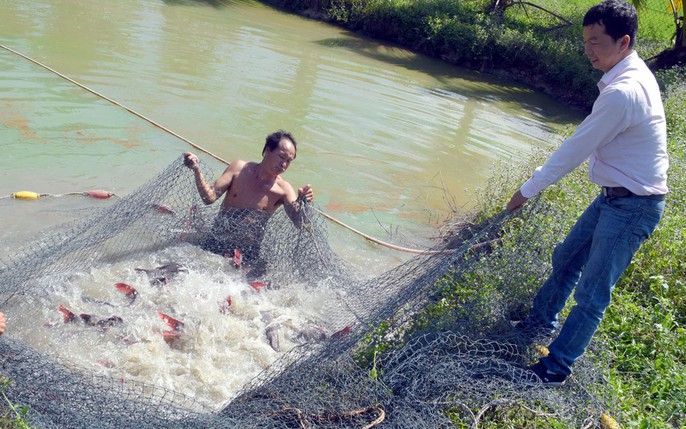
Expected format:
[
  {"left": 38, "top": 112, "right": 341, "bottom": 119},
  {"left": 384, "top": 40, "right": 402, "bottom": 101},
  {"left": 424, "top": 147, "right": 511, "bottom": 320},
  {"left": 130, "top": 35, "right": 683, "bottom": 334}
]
[
  {"left": 58, "top": 304, "right": 77, "bottom": 323},
  {"left": 249, "top": 281, "right": 266, "bottom": 292},
  {"left": 157, "top": 311, "right": 184, "bottom": 330},
  {"left": 219, "top": 295, "right": 232, "bottom": 314},
  {"left": 114, "top": 282, "right": 138, "bottom": 299},
  {"left": 233, "top": 249, "right": 242, "bottom": 268},
  {"left": 330, "top": 325, "right": 352, "bottom": 341}
]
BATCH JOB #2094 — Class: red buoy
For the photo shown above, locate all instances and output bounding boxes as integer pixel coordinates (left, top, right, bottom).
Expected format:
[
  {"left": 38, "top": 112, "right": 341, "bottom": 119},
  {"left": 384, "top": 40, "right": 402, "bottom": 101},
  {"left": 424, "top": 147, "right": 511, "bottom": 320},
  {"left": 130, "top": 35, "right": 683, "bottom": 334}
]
[{"left": 86, "top": 190, "right": 113, "bottom": 199}]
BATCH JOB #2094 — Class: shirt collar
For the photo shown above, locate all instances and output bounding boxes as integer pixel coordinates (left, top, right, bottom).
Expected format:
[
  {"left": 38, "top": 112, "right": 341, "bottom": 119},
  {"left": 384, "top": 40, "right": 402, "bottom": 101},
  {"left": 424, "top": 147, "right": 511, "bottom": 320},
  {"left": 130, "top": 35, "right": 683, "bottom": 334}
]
[{"left": 598, "top": 51, "right": 638, "bottom": 90}]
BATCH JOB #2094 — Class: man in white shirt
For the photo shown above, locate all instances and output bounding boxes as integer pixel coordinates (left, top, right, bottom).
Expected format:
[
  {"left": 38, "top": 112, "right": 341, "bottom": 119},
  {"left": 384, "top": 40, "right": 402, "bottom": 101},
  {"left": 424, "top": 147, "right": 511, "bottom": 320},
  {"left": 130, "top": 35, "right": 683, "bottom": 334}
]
[{"left": 507, "top": 0, "right": 668, "bottom": 385}]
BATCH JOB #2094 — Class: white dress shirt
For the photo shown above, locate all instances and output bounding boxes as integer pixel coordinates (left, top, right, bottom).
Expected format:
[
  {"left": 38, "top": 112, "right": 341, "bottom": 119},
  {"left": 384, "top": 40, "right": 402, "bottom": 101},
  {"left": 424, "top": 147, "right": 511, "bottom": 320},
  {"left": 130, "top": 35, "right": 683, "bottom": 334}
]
[{"left": 520, "top": 51, "right": 668, "bottom": 198}]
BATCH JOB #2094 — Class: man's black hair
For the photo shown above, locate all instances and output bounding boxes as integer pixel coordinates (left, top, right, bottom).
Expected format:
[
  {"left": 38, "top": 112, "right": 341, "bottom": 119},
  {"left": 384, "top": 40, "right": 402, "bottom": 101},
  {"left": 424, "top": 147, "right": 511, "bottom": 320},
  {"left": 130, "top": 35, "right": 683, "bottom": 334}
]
[
  {"left": 262, "top": 130, "right": 297, "bottom": 159},
  {"left": 583, "top": 0, "right": 638, "bottom": 48}
]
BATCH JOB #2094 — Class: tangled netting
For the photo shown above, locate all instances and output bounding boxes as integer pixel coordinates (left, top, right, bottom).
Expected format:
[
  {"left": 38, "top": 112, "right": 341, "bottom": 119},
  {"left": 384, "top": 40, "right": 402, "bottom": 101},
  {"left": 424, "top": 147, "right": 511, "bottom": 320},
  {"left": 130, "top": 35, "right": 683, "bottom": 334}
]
[{"left": 0, "top": 157, "right": 615, "bottom": 428}]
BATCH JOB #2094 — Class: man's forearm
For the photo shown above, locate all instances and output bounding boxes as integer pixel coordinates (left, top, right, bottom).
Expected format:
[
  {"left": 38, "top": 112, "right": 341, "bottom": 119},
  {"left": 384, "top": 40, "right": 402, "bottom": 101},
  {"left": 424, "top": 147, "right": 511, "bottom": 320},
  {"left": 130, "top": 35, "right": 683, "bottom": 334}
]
[{"left": 193, "top": 169, "right": 218, "bottom": 204}]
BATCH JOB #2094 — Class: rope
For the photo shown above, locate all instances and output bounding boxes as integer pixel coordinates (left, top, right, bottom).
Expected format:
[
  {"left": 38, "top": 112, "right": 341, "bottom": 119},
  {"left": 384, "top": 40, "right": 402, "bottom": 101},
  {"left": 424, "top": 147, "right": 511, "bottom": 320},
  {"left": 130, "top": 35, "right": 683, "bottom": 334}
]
[
  {"left": 0, "top": 190, "right": 119, "bottom": 200},
  {"left": 0, "top": 43, "right": 475, "bottom": 255},
  {"left": 314, "top": 208, "right": 454, "bottom": 255}
]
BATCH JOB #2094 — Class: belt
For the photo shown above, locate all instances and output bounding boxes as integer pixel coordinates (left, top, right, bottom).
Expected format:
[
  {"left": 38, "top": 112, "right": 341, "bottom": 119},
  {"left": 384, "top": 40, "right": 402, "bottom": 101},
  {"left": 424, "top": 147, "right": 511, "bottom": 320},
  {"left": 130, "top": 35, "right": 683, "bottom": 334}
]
[{"left": 602, "top": 186, "right": 666, "bottom": 201}]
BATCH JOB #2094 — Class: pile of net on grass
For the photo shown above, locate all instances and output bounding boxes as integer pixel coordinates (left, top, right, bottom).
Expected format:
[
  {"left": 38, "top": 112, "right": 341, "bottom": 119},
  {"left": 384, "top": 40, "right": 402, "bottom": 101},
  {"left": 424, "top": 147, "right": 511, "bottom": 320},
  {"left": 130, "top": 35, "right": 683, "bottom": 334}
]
[{"left": 0, "top": 156, "right": 616, "bottom": 428}]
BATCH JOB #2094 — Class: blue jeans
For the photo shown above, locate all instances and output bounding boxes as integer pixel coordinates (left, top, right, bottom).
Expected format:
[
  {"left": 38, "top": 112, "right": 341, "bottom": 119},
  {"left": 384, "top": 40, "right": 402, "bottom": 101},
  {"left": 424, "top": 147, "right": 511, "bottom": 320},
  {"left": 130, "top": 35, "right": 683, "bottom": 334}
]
[{"left": 528, "top": 193, "right": 665, "bottom": 376}]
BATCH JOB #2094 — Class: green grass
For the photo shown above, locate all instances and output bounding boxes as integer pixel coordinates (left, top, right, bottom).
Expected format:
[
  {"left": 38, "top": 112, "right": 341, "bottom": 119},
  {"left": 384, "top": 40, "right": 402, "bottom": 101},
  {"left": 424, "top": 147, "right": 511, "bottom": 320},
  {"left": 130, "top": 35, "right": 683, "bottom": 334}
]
[{"left": 0, "top": 380, "right": 33, "bottom": 429}]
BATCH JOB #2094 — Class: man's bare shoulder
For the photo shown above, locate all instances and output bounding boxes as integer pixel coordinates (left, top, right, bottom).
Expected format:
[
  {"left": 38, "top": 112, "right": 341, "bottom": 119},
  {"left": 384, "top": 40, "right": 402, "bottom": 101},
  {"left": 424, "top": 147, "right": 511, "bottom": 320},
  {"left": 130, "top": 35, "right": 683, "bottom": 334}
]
[
  {"left": 274, "top": 176, "right": 297, "bottom": 201},
  {"left": 226, "top": 159, "right": 250, "bottom": 172},
  {"left": 275, "top": 175, "right": 295, "bottom": 189}
]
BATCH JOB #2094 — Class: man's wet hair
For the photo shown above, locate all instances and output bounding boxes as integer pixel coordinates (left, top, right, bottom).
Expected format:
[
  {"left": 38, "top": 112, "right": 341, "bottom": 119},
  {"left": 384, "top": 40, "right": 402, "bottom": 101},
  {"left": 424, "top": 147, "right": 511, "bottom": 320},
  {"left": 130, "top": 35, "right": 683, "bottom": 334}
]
[
  {"left": 583, "top": 0, "right": 638, "bottom": 48},
  {"left": 263, "top": 130, "right": 297, "bottom": 159}
]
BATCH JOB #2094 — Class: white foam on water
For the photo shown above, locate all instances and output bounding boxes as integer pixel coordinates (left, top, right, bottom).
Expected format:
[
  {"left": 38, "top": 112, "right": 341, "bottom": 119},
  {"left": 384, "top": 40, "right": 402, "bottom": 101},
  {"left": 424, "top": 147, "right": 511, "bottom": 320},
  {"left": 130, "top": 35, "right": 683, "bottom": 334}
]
[{"left": 12, "top": 244, "right": 337, "bottom": 408}]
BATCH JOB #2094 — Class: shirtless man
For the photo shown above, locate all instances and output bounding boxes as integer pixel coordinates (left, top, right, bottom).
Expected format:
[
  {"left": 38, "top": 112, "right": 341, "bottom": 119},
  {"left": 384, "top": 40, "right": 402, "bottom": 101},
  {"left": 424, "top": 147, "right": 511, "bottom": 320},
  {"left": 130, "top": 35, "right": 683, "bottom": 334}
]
[
  {"left": 0, "top": 312, "right": 6, "bottom": 335},
  {"left": 183, "top": 130, "right": 313, "bottom": 275}
]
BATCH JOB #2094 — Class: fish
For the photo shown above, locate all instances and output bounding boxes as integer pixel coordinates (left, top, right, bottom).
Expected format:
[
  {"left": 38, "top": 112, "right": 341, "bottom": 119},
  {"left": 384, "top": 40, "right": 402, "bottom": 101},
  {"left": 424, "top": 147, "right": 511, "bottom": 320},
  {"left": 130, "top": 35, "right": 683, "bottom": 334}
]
[
  {"left": 249, "top": 281, "right": 266, "bottom": 292},
  {"left": 232, "top": 249, "right": 242, "bottom": 268},
  {"left": 96, "top": 359, "right": 115, "bottom": 368},
  {"left": 80, "top": 313, "right": 124, "bottom": 327},
  {"left": 81, "top": 296, "right": 115, "bottom": 307},
  {"left": 135, "top": 263, "right": 187, "bottom": 286},
  {"left": 260, "top": 310, "right": 281, "bottom": 352},
  {"left": 58, "top": 306, "right": 123, "bottom": 328},
  {"left": 157, "top": 311, "right": 184, "bottom": 331},
  {"left": 330, "top": 325, "right": 352, "bottom": 341},
  {"left": 162, "top": 330, "right": 181, "bottom": 346},
  {"left": 114, "top": 282, "right": 138, "bottom": 301},
  {"left": 297, "top": 325, "right": 328, "bottom": 343},
  {"left": 219, "top": 295, "right": 232, "bottom": 314},
  {"left": 265, "top": 324, "right": 281, "bottom": 352},
  {"left": 79, "top": 313, "right": 94, "bottom": 324},
  {"left": 58, "top": 304, "right": 77, "bottom": 323},
  {"left": 96, "top": 315, "right": 124, "bottom": 327}
]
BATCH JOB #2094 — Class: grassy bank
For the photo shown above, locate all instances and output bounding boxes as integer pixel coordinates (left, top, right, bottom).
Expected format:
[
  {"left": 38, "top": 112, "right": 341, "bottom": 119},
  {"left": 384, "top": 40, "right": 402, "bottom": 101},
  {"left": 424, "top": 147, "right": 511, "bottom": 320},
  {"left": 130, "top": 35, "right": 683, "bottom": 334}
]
[{"left": 256, "top": 0, "right": 686, "bottom": 427}]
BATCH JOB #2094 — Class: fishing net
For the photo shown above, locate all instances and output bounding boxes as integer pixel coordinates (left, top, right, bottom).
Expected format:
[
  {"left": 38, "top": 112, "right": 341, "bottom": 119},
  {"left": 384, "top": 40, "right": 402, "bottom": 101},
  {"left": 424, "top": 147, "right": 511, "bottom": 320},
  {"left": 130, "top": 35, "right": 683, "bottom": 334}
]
[{"left": 0, "top": 156, "right": 615, "bottom": 428}]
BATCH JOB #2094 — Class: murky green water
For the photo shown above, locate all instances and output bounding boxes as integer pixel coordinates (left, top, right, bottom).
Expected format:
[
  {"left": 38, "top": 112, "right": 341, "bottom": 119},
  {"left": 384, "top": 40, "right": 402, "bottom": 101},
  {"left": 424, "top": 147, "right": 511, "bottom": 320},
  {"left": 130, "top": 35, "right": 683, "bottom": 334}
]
[{"left": 0, "top": 0, "right": 582, "bottom": 258}]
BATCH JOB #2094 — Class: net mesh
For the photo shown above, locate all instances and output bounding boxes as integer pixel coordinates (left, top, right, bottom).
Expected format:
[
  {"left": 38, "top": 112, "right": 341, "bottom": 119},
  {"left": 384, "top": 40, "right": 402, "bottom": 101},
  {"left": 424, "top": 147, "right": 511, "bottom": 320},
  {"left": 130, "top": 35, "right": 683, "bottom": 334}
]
[{"left": 0, "top": 156, "right": 614, "bottom": 428}]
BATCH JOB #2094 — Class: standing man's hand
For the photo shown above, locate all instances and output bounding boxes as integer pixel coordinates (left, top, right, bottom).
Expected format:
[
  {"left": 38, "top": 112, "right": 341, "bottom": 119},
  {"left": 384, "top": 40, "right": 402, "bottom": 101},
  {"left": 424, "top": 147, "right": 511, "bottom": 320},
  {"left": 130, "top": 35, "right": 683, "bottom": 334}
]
[
  {"left": 298, "top": 184, "right": 314, "bottom": 202},
  {"left": 507, "top": 190, "right": 528, "bottom": 211}
]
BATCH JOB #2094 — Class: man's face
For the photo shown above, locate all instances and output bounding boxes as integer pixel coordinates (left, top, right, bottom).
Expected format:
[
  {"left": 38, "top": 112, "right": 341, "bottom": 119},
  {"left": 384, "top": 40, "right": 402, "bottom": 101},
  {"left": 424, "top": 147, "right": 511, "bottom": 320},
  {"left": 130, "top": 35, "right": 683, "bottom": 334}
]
[
  {"left": 583, "top": 22, "right": 630, "bottom": 73},
  {"left": 264, "top": 138, "right": 296, "bottom": 174}
]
